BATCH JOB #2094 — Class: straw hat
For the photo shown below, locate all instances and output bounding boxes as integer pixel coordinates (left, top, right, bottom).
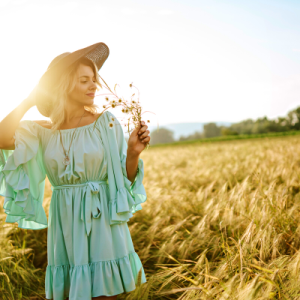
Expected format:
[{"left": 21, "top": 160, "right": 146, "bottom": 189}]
[{"left": 36, "top": 42, "right": 110, "bottom": 117}]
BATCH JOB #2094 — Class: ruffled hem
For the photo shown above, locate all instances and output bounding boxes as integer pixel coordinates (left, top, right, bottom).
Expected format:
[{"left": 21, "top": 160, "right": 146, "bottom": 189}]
[
  {"left": 109, "top": 156, "right": 147, "bottom": 225},
  {"left": 45, "top": 251, "right": 147, "bottom": 299},
  {"left": 3, "top": 197, "right": 48, "bottom": 229},
  {"left": 0, "top": 120, "right": 48, "bottom": 230}
]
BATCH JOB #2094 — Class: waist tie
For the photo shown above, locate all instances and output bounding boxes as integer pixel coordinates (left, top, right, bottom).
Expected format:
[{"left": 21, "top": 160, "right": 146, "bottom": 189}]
[{"left": 51, "top": 180, "right": 108, "bottom": 236}]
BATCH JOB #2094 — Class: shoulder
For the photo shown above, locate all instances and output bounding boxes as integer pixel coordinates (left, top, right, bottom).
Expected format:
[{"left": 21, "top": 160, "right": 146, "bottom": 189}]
[
  {"left": 96, "top": 110, "right": 114, "bottom": 124},
  {"left": 95, "top": 111, "right": 122, "bottom": 134}
]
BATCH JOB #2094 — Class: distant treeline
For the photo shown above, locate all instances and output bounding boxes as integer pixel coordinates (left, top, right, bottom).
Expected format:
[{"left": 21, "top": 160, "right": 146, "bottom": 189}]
[{"left": 149, "top": 106, "right": 300, "bottom": 145}]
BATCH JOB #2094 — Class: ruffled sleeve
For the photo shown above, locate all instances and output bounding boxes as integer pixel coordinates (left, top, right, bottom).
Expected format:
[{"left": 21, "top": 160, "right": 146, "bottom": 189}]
[
  {"left": 0, "top": 120, "right": 48, "bottom": 230},
  {"left": 96, "top": 111, "right": 147, "bottom": 225}
]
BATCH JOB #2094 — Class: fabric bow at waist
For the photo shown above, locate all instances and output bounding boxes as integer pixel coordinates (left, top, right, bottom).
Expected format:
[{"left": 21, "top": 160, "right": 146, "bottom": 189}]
[{"left": 51, "top": 180, "right": 108, "bottom": 236}]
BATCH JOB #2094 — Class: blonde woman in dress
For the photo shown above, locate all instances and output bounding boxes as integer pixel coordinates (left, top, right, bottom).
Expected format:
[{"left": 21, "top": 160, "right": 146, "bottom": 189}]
[{"left": 0, "top": 43, "right": 150, "bottom": 300}]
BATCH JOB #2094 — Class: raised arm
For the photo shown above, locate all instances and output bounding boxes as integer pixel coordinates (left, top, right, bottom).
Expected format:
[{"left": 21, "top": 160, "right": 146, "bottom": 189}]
[{"left": 0, "top": 86, "right": 37, "bottom": 150}]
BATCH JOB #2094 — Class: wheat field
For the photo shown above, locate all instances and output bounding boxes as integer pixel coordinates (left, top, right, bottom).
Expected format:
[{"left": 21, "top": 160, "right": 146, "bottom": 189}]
[{"left": 2, "top": 136, "right": 300, "bottom": 299}]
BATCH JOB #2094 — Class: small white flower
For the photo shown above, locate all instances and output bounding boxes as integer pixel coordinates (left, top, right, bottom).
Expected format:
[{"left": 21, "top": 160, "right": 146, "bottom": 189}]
[
  {"left": 108, "top": 121, "right": 114, "bottom": 129},
  {"left": 110, "top": 115, "right": 115, "bottom": 122}
]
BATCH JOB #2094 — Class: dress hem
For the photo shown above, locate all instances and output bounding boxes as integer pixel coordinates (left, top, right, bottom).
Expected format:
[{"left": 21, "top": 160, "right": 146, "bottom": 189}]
[{"left": 45, "top": 251, "right": 147, "bottom": 300}]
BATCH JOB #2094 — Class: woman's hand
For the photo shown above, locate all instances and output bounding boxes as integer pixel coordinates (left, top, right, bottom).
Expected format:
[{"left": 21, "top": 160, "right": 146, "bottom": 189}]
[{"left": 127, "top": 121, "right": 150, "bottom": 156}]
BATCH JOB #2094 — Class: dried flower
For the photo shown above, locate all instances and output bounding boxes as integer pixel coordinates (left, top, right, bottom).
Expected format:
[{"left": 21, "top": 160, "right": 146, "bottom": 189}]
[
  {"left": 92, "top": 76, "right": 157, "bottom": 150},
  {"left": 108, "top": 121, "right": 114, "bottom": 129}
]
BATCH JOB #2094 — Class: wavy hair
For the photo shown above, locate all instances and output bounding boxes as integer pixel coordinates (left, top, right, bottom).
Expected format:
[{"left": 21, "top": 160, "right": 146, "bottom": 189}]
[{"left": 46, "top": 56, "right": 103, "bottom": 133}]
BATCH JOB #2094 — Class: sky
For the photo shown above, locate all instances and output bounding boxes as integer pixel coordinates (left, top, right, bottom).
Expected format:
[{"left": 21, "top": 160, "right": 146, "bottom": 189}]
[{"left": 0, "top": 0, "right": 300, "bottom": 127}]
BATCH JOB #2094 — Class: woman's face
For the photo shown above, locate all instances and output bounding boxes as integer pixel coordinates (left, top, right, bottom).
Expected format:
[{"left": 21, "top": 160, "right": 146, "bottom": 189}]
[{"left": 68, "top": 63, "right": 97, "bottom": 105}]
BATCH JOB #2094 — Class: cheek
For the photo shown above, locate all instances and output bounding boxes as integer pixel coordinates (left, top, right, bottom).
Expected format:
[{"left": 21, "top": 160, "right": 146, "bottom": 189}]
[
  {"left": 71, "top": 84, "right": 86, "bottom": 98},
  {"left": 69, "top": 82, "right": 92, "bottom": 101},
  {"left": 76, "top": 84, "right": 87, "bottom": 94}
]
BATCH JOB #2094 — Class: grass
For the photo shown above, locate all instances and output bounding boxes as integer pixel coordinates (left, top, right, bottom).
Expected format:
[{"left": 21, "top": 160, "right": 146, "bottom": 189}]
[{"left": 2, "top": 134, "right": 300, "bottom": 298}]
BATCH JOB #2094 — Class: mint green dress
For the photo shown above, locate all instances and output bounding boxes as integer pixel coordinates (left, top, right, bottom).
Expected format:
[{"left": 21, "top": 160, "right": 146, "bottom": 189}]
[{"left": 0, "top": 111, "right": 147, "bottom": 300}]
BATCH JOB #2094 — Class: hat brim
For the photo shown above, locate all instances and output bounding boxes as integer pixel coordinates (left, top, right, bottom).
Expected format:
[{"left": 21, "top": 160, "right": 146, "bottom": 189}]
[
  {"left": 36, "top": 42, "right": 109, "bottom": 117},
  {"left": 39, "top": 42, "right": 109, "bottom": 87}
]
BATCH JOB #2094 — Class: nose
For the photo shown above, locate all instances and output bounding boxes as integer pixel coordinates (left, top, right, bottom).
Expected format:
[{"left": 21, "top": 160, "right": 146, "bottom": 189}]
[{"left": 88, "top": 82, "right": 97, "bottom": 92}]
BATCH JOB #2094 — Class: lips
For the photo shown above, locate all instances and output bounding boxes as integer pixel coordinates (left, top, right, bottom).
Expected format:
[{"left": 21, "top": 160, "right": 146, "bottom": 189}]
[{"left": 86, "top": 94, "right": 95, "bottom": 97}]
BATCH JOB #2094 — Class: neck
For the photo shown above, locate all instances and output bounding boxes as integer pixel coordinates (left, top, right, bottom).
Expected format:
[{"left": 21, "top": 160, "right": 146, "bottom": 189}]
[{"left": 64, "top": 107, "right": 86, "bottom": 124}]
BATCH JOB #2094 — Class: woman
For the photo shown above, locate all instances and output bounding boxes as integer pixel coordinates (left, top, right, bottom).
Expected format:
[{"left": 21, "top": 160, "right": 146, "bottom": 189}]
[{"left": 0, "top": 43, "right": 150, "bottom": 300}]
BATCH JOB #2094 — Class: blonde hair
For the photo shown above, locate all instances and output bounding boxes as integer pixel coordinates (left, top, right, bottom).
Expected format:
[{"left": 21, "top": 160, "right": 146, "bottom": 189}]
[{"left": 47, "top": 57, "right": 103, "bottom": 133}]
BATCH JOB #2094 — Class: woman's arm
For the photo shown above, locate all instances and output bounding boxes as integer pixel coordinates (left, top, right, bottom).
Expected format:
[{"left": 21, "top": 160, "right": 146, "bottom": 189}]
[
  {"left": 0, "top": 89, "right": 37, "bottom": 150},
  {"left": 126, "top": 151, "right": 139, "bottom": 185},
  {"left": 126, "top": 120, "right": 149, "bottom": 185}
]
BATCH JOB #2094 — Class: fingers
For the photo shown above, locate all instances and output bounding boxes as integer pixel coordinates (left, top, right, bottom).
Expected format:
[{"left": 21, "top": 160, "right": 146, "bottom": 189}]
[
  {"left": 141, "top": 136, "right": 150, "bottom": 143},
  {"left": 138, "top": 121, "right": 149, "bottom": 137},
  {"left": 137, "top": 121, "right": 150, "bottom": 143},
  {"left": 139, "top": 130, "right": 150, "bottom": 139}
]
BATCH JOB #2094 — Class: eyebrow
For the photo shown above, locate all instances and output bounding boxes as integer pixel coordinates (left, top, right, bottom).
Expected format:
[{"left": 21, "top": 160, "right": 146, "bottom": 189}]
[{"left": 78, "top": 75, "right": 95, "bottom": 79}]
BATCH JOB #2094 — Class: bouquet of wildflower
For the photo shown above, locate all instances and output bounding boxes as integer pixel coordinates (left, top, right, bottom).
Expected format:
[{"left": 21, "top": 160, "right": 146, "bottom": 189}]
[{"left": 93, "top": 75, "right": 154, "bottom": 150}]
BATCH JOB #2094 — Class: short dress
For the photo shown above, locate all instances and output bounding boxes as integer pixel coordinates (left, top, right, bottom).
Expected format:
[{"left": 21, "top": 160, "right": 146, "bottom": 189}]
[{"left": 0, "top": 110, "right": 147, "bottom": 300}]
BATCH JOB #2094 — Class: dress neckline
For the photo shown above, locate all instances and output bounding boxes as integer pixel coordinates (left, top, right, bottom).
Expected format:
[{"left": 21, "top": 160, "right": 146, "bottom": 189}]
[{"left": 33, "top": 113, "right": 105, "bottom": 133}]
